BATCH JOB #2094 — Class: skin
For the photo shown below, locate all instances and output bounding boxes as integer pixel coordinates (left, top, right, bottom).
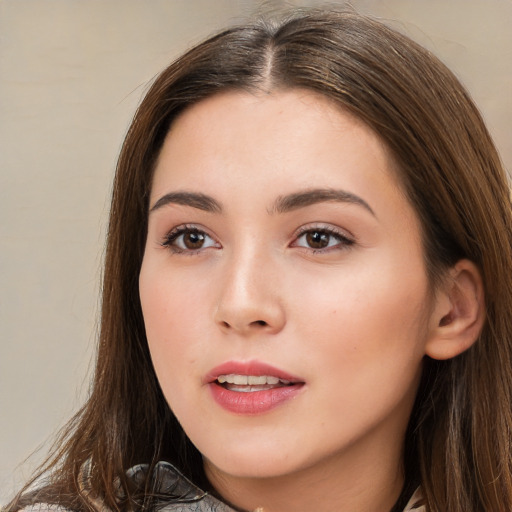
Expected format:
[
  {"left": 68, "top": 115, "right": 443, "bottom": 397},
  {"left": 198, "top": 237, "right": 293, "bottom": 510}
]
[{"left": 139, "top": 89, "right": 445, "bottom": 512}]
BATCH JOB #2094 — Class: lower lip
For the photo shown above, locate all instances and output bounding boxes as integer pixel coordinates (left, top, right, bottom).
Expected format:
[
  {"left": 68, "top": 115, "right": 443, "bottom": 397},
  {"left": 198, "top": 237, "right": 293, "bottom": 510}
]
[{"left": 209, "top": 382, "right": 304, "bottom": 415}]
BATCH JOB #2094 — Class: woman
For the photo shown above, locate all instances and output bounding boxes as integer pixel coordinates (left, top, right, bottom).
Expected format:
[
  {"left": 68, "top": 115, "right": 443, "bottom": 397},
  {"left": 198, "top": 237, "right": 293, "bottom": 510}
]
[{"left": 8, "top": 8, "right": 512, "bottom": 512}]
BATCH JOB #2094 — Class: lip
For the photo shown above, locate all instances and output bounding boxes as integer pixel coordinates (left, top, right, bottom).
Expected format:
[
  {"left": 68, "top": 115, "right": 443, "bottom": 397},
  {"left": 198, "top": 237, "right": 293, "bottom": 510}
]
[{"left": 205, "top": 360, "right": 305, "bottom": 415}]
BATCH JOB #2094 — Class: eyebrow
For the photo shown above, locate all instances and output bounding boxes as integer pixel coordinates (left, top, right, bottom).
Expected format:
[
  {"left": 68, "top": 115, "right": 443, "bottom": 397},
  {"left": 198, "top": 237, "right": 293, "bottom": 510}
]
[
  {"left": 271, "top": 188, "right": 375, "bottom": 216},
  {"left": 150, "top": 192, "right": 222, "bottom": 213},
  {"left": 149, "top": 188, "right": 374, "bottom": 216}
]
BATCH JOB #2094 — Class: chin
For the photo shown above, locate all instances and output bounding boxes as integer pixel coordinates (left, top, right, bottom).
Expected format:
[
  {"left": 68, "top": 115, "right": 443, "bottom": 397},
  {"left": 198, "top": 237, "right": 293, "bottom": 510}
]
[{"left": 203, "top": 445, "right": 304, "bottom": 480}]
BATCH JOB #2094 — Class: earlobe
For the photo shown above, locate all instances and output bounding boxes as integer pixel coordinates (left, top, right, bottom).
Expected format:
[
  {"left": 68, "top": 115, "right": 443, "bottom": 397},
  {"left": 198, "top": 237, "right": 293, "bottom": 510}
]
[{"left": 425, "top": 259, "right": 486, "bottom": 360}]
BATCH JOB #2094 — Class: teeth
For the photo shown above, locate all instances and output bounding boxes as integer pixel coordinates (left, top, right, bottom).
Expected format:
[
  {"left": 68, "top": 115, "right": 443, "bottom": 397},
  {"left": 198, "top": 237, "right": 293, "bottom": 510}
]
[
  {"left": 217, "top": 374, "right": 287, "bottom": 385},
  {"left": 234, "top": 374, "right": 246, "bottom": 385}
]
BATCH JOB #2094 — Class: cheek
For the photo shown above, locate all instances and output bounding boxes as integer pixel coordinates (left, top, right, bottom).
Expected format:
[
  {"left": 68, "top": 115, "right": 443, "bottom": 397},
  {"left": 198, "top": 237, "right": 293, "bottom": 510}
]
[
  {"left": 288, "top": 268, "right": 428, "bottom": 438},
  {"left": 139, "top": 264, "right": 212, "bottom": 388},
  {"left": 140, "top": 256, "right": 213, "bottom": 329},
  {"left": 289, "top": 258, "right": 429, "bottom": 378}
]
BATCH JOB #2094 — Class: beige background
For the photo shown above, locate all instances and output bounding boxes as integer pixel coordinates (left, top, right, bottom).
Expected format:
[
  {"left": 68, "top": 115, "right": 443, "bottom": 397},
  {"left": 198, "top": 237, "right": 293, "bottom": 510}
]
[{"left": 1, "top": 0, "right": 511, "bottom": 503}]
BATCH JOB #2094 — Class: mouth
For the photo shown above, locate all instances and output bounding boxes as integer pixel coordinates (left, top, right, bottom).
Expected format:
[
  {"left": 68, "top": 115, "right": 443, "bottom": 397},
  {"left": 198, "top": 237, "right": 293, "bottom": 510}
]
[{"left": 206, "top": 361, "right": 305, "bottom": 414}]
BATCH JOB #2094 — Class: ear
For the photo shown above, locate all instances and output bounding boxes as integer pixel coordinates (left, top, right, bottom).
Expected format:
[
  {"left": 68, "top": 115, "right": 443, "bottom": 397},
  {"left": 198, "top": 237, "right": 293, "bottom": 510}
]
[{"left": 425, "top": 259, "right": 486, "bottom": 360}]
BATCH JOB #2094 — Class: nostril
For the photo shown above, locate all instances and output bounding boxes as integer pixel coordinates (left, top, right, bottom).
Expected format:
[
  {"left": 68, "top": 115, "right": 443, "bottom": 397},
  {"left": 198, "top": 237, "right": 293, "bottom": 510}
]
[{"left": 218, "top": 319, "right": 267, "bottom": 330}]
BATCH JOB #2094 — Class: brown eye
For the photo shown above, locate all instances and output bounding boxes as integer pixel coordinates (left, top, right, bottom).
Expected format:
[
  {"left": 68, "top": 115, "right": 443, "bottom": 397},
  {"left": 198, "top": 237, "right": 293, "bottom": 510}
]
[
  {"left": 183, "top": 230, "right": 205, "bottom": 249},
  {"left": 293, "top": 227, "right": 354, "bottom": 252},
  {"left": 164, "top": 227, "right": 218, "bottom": 253},
  {"left": 305, "top": 230, "right": 330, "bottom": 249}
]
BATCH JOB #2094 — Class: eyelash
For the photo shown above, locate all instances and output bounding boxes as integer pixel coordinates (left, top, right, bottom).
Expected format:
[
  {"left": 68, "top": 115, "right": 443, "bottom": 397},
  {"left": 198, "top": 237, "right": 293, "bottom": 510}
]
[
  {"left": 292, "top": 225, "right": 355, "bottom": 253},
  {"left": 161, "top": 224, "right": 219, "bottom": 255},
  {"left": 160, "top": 224, "right": 355, "bottom": 255}
]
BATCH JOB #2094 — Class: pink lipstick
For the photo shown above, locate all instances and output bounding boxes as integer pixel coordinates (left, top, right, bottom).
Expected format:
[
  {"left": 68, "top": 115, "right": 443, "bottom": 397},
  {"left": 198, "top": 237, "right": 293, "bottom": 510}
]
[{"left": 206, "top": 360, "right": 305, "bottom": 415}]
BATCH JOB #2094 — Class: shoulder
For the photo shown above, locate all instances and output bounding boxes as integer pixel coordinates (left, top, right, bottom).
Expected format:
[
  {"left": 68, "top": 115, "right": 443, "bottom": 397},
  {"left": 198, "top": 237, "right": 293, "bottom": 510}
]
[{"left": 15, "top": 461, "right": 234, "bottom": 512}]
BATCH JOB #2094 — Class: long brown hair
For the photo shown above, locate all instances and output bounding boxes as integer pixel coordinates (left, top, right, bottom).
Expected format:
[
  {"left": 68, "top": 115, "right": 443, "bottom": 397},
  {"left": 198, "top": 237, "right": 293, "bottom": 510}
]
[{"left": 9, "top": 9, "right": 512, "bottom": 512}]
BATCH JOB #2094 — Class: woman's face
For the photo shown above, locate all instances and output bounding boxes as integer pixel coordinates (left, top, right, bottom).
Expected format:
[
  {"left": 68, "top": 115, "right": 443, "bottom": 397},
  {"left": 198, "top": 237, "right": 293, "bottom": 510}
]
[{"left": 139, "top": 90, "right": 436, "bottom": 484}]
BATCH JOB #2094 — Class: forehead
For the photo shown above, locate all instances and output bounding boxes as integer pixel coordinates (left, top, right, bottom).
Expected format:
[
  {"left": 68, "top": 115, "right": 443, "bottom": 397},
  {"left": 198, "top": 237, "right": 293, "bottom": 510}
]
[{"left": 152, "top": 89, "right": 405, "bottom": 198}]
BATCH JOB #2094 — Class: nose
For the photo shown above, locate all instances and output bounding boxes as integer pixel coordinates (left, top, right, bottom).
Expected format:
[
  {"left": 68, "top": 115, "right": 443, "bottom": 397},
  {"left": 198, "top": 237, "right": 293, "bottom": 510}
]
[{"left": 214, "top": 247, "right": 286, "bottom": 336}]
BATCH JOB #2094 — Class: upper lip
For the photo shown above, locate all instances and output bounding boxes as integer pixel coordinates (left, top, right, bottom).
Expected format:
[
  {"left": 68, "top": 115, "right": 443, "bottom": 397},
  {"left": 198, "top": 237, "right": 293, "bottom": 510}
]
[{"left": 205, "top": 360, "right": 304, "bottom": 384}]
